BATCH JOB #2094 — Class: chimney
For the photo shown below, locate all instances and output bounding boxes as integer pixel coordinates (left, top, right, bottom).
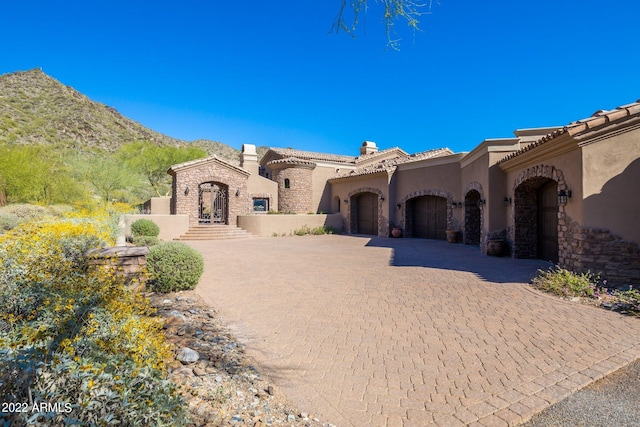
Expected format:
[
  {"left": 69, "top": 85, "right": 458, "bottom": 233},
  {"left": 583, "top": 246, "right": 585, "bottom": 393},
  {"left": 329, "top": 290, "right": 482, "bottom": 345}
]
[
  {"left": 360, "top": 140, "right": 378, "bottom": 155},
  {"left": 240, "top": 144, "right": 259, "bottom": 175}
]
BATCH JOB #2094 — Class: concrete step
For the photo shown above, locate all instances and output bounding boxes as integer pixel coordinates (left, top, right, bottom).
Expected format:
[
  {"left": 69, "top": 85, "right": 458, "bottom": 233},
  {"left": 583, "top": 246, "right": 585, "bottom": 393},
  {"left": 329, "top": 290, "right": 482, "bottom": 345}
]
[{"left": 176, "top": 225, "right": 254, "bottom": 241}]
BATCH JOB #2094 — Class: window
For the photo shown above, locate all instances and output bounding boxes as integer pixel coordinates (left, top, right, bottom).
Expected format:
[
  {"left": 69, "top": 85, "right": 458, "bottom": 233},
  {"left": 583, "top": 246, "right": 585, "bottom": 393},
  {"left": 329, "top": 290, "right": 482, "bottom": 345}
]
[
  {"left": 284, "top": 178, "right": 290, "bottom": 189},
  {"left": 253, "top": 198, "right": 269, "bottom": 212}
]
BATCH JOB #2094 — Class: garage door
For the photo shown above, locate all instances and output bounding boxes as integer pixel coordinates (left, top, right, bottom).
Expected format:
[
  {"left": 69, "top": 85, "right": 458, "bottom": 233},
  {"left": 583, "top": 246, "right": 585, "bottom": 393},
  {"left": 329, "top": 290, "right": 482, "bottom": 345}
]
[
  {"left": 413, "top": 196, "right": 447, "bottom": 240},
  {"left": 356, "top": 192, "right": 378, "bottom": 235}
]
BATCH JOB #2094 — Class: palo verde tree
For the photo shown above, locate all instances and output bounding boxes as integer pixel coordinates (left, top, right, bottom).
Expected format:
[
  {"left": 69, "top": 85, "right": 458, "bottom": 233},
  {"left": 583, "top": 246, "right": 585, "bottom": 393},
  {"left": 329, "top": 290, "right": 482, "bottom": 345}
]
[
  {"left": 118, "top": 141, "right": 206, "bottom": 197},
  {"left": 333, "top": 0, "right": 436, "bottom": 49}
]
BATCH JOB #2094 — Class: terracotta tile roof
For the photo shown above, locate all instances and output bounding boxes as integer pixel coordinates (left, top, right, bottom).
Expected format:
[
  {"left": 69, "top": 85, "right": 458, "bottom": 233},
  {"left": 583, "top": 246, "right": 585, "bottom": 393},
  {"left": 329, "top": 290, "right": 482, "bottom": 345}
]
[
  {"left": 354, "top": 147, "right": 407, "bottom": 164},
  {"left": 268, "top": 148, "right": 356, "bottom": 164},
  {"left": 498, "top": 99, "right": 640, "bottom": 165},
  {"left": 266, "top": 157, "right": 317, "bottom": 167},
  {"left": 332, "top": 147, "right": 453, "bottom": 180}
]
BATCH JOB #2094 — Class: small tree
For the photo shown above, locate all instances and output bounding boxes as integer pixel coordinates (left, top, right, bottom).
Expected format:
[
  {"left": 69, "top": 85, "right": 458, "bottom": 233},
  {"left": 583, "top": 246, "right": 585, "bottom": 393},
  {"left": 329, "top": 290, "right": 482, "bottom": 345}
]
[{"left": 333, "top": 0, "right": 435, "bottom": 50}]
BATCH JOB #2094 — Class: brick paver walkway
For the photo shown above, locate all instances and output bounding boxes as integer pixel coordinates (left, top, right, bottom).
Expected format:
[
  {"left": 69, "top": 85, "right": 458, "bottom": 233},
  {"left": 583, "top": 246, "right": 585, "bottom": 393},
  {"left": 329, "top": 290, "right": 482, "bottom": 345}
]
[{"left": 189, "top": 235, "right": 640, "bottom": 426}]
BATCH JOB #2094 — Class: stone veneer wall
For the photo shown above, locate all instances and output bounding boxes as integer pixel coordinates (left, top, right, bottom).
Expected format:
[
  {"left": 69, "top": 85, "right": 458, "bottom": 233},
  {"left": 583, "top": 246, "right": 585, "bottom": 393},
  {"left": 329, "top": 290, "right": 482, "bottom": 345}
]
[
  {"left": 172, "top": 163, "right": 249, "bottom": 226},
  {"left": 273, "top": 166, "right": 314, "bottom": 213},
  {"left": 562, "top": 216, "right": 640, "bottom": 286},
  {"left": 86, "top": 246, "right": 149, "bottom": 290}
]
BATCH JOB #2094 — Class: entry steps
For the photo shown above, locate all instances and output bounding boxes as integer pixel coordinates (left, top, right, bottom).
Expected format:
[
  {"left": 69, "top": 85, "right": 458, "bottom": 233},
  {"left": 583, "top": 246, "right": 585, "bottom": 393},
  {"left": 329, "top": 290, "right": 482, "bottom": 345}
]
[{"left": 175, "top": 224, "right": 254, "bottom": 240}]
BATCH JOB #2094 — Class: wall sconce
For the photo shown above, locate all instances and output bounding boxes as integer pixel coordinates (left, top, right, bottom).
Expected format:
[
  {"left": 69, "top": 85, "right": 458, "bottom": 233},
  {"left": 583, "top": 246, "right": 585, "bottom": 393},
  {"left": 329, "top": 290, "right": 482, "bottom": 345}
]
[
  {"left": 184, "top": 186, "right": 190, "bottom": 195},
  {"left": 503, "top": 197, "right": 512, "bottom": 207},
  {"left": 558, "top": 189, "right": 572, "bottom": 206},
  {"left": 380, "top": 196, "right": 385, "bottom": 201},
  {"left": 450, "top": 202, "right": 462, "bottom": 209},
  {"left": 235, "top": 189, "right": 241, "bottom": 197},
  {"left": 477, "top": 199, "right": 486, "bottom": 208},
  {"left": 343, "top": 199, "right": 349, "bottom": 204},
  {"left": 396, "top": 203, "right": 402, "bottom": 209}
]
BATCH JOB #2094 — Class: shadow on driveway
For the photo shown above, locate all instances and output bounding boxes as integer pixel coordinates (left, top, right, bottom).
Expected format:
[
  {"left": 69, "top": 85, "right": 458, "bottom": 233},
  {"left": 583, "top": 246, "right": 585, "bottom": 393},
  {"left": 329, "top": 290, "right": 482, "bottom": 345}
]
[{"left": 364, "top": 236, "right": 551, "bottom": 284}]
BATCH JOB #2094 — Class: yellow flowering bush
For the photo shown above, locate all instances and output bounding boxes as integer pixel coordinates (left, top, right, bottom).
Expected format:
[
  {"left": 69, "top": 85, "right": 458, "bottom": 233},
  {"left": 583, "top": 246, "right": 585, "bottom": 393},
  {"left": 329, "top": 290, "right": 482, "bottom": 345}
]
[{"left": 0, "top": 205, "right": 186, "bottom": 426}]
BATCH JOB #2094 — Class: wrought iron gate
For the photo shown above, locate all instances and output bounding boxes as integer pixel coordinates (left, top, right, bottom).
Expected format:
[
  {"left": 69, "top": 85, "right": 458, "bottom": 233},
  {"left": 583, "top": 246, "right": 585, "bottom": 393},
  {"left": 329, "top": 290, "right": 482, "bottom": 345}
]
[{"left": 198, "top": 183, "right": 228, "bottom": 224}]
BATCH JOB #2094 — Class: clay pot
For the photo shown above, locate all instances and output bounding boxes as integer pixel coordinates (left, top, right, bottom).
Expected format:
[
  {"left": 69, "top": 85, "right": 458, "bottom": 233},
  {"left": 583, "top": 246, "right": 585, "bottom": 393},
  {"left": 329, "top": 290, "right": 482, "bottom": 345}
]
[
  {"left": 445, "top": 230, "right": 458, "bottom": 243},
  {"left": 391, "top": 227, "right": 402, "bottom": 238},
  {"left": 487, "top": 239, "right": 505, "bottom": 256}
]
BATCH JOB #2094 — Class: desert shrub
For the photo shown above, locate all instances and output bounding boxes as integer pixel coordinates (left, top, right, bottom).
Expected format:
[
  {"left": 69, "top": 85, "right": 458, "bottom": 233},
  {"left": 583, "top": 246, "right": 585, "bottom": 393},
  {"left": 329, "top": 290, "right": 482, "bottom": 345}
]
[
  {"left": 0, "top": 209, "right": 186, "bottom": 426},
  {"left": 532, "top": 266, "right": 639, "bottom": 316},
  {"left": 147, "top": 242, "right": 204, "bottom": 292},
  {"left": 131, "top": 218, "right": 160, "bottom": 237},
  {"left": 132, "top": 235, "right": 160, "bottom": 246},
  {"left": 532, "top": 266, "right": 598, "bottom": 298},
  {"left": 292, "top": 225, "right": 335, "bottom": 236}
]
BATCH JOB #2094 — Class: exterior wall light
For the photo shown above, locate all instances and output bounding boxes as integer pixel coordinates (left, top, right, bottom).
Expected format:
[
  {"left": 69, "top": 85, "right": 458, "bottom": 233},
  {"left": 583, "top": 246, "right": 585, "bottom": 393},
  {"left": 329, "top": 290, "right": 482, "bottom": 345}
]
[
  {"left": 184, "top": 186, "right": 190, "bottom": 195},
  {"left": 558, "top": 189, "right": 572, "bottom": 206},
  {"left": 235, "top": 189, "right": 241, "bottom": 197},
  {"left": 380, "top": 196, "right": 385, "bottom": 201},
  {"left": 343, "top": 199, "right": 348, "bottom": 204},
  {"left": 396, "top": 203, "right": 402, "bottom": 209},
  {"left": 503, "top": 197, "right": 512, "bottom": 207},
  {"left": 477, "top": 199, "right": 486, "bottom": 208}
]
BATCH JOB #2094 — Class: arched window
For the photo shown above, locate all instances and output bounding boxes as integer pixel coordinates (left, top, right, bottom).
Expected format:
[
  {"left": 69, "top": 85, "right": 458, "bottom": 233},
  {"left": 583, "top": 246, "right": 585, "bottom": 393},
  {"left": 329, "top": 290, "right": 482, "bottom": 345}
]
[{"left": 284, "top": 178, "right": 290, "bottom": 189}]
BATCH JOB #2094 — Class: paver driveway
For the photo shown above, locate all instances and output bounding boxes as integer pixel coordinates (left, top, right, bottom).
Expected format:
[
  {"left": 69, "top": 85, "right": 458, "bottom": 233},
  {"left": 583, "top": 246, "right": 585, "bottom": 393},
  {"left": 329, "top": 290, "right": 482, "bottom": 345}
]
[{"left": 188, "top": 235, "right": 640, "bottom": 426}]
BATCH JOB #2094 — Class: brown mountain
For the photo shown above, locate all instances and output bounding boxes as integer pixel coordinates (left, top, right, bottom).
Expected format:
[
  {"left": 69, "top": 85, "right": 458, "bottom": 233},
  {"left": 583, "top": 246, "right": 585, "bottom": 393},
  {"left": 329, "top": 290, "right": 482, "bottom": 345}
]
[{"left": 0, "top": 68, "right": 267, "bottom": 162}]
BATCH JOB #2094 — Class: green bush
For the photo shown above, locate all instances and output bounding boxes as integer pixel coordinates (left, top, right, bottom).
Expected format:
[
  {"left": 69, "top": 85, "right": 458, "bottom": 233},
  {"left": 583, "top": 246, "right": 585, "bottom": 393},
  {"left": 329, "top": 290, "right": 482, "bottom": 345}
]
[
  {"left": 131, "top": 218, "right": 160, "bottom": 237},
  {"left": 132, "top": 235, "right": 160, "bottom": 247},
  {"left": 147, "top": 242, "right": 204, "bottom": 292},
  {"left": 532, "top": 266, "right": 597, "bottom": 298}
]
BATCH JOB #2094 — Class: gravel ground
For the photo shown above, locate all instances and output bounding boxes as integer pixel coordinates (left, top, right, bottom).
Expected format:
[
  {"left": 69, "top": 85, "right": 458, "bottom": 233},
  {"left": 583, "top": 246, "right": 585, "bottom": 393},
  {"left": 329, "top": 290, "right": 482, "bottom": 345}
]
[
  {"left": 151, "top": 290, "right": 331, "bottom": 427},
  {"left": 521, "top": 358, "right": 640, "bottom": 427}
]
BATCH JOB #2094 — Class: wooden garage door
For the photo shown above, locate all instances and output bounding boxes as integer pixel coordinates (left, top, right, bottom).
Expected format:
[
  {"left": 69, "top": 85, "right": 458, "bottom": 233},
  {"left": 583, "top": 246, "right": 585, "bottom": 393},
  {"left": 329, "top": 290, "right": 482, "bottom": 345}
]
[
  {"left": 357, "top": 192, "right": 378, "bottom": 235},
  {"left": 413, "top": 196, "right": 447, "bottom": 240},
  {"left": 537, "top": 181, "right": 559, "bottom": 263}
]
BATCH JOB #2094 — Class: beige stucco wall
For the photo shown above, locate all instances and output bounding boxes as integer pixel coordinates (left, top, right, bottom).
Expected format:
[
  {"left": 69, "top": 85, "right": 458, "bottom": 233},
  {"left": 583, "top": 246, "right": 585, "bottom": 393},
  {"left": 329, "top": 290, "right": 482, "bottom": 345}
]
[
  {"left": 330, "top": 173, "right": 390, "bottom": 237},
  {"left": 247, "top": 173, "right": 278, "bottom": 213},
  {"left": 124, "top": 214, "right": 189, "bottom": 241},
  {"left": 581, "top": 127, "right": 640, "bottom": 243},
  {"left": 237, "top": 213, "right": 343, "bottom": 237},
  {"left": 394, "top": 157, "right": 463, "bottom": 232},
  {"left": 143, "top": 197, "right": 171, "bottom": 215},
  {"left": 503, "top": 147, "right": 583, "bottom": 224},
  {"left": 311, "top": 165, "right": 342, "bottom": 213}
]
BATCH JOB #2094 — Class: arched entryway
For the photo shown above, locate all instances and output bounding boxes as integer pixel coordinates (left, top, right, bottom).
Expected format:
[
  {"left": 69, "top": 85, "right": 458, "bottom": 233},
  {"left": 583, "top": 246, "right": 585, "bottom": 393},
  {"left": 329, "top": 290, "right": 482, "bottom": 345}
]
[
  {"left": 513, "top": 178, "right": 558, "bottom": 263},
  {"left": 198, "top": 182, "right": 228, "bottom": 224},
  {"left": 464, "top": 190, "right": 481, "bottom": 245},
  {"left": 406, "top": 195, "right": 447, "bottom": 240},
  {"left": 351, "top": 192, "right": 378, "bottom": 235}
]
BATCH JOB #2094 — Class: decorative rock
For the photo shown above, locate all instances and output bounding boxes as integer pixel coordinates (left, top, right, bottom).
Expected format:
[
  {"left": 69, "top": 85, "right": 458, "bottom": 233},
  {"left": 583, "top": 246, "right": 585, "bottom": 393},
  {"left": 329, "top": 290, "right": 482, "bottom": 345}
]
[
  {"left": 193, "top": 366, "right": 208, "bottom": 376},
  {"left": 176, "top": 347, "right": 200, "bottom": 363}
]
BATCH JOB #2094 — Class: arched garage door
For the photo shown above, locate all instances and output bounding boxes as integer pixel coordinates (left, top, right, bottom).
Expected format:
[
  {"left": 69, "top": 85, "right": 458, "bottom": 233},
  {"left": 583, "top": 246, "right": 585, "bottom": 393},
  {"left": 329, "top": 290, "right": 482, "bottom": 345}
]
[
  {"left": 408, "top": 195, "right": 447, "bottom": 240},
  {"left": 354, "top": 192, "right": 378, "bottom": 235}
]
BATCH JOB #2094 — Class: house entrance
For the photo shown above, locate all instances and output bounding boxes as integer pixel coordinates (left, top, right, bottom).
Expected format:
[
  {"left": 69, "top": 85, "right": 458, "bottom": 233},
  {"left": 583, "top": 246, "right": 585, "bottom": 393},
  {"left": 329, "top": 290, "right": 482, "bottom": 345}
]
[
  {"left": 407, "top": 196, "right": 447, "bottom": 240},
  {"left": 353, "top": 192, "right": 378, "bottom": 235},
  {"left": 198, "top": 182, "right": 228, "bottom": 224},
  {"left": 513, "top": 178, "right": 558, "bottom": 263},
  {"left": 537, "top": 181, "right": 559, "bottom": 263},
  {"left": 464, "top": 190, "right": 481, "bottom": 245}
]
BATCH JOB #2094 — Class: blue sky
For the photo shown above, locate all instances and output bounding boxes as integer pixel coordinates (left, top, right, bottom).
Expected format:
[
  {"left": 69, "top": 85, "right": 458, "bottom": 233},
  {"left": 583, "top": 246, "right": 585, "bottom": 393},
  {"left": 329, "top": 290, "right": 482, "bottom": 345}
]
[{"left": 2, "top": 1, "right": 639, "bottom": 155}]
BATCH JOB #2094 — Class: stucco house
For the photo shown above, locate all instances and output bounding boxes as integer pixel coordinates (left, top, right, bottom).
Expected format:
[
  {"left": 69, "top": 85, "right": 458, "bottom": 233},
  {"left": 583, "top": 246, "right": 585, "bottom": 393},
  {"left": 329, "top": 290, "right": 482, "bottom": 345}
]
[{"left": 168, "top": 99, "right": 640, "bottom": 285}]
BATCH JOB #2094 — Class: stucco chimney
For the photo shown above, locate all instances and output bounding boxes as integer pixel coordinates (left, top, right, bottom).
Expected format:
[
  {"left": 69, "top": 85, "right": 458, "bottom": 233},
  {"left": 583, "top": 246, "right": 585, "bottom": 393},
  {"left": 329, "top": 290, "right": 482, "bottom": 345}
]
[
  {"left": 240, "top": 144, "right": 259, "bottom": 175},
  {"left": 360, "top": 140, "right": 378, "bottom": 155}
]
